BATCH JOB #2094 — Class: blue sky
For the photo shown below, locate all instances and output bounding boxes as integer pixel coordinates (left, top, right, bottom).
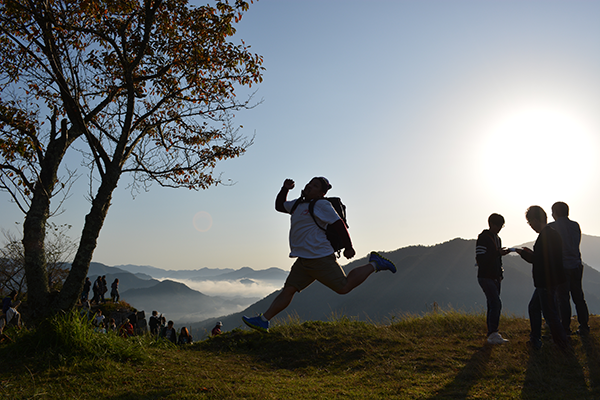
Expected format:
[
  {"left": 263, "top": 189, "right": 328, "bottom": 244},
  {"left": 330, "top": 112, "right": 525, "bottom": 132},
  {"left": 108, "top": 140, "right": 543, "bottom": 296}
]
[{"left": 2, "top": 0, "right": 600, "bottom": 272}]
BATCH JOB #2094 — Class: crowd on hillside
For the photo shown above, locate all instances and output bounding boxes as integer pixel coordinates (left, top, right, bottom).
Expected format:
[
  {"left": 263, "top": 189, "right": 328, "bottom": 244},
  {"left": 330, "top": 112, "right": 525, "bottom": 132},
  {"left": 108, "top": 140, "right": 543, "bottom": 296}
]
[
  {"left": 79, "top": 277, "right": 223, "bottom": 343},
  {"left": 81, "top": 275, "right": 120, "bottom": 305}
]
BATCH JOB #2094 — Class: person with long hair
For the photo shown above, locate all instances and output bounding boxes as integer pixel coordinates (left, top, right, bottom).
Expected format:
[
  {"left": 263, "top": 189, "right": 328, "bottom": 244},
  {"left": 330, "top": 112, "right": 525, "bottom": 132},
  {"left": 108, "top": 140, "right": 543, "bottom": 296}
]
[{"left": 178, "top": 327, "right": 193, "bottom": 344}]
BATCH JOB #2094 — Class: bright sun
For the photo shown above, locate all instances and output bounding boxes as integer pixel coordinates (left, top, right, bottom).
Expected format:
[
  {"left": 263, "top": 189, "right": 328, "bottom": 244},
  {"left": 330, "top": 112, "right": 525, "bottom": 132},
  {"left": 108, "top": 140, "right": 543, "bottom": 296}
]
[{"left": 482, "top": 107, "right": 597, "bottom": 206}]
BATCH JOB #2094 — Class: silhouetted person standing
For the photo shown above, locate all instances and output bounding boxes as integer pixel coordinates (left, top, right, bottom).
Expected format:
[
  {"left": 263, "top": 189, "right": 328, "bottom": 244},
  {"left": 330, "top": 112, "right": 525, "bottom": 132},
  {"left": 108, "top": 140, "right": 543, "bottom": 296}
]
[
  {"left": 516, "top": 206, "right": 568, "bottom": 350},
  {"left": 476, "top": 213, "right": 510, "bottom": 344},
  {"left": 548, "top": 201, "right": 590, "bottom": 335},
  {"left": 92, "top": 276, "right": 101, "bottom": 304},
  {"left": 111, "top": 278, "right": 120, "bottom": 303},
  {"left": 81, "top": 277, "right": 91, "bottom": 302}
]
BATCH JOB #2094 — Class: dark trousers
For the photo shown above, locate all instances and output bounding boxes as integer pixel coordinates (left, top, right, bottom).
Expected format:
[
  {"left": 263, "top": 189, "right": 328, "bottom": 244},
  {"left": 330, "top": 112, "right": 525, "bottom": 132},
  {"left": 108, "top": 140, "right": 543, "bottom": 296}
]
[
  {"left": 557, "top": 266, "right": 589, "bottom": 332},
  {"left": 478, "top": 277, "right": 502, "bottom": 336},
  {"left": 529, "top": 287, "right": 568, "bottom": 348}
]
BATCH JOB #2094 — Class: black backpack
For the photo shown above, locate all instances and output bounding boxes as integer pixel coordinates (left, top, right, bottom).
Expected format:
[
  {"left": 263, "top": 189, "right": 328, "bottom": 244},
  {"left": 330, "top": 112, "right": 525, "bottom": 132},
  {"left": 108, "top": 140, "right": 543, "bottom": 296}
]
[{"left": 290, "top": 197, "right": 348, "bottom": 255}]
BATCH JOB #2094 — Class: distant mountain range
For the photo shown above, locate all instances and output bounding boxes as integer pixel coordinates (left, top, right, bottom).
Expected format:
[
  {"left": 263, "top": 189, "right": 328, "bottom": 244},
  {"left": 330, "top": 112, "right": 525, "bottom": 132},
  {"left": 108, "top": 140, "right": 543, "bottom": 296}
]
[{"left": 189, "top": 237, "right": 600, "bottom": 338}]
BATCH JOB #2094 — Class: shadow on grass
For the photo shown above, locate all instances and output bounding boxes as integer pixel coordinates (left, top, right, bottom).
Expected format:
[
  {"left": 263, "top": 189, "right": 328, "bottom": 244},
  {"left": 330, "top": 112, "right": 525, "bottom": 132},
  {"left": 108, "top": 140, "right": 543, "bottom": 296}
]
[
  {"left": 521, "top": 339, "right": 588, "bottom": 400},
  {"left": 424, "top": 344, "right": 492, "bottom": 400},
  {"left": 107, "top": 390, "right": 182, "bottom": 400},
  {"left": 580, "top": 334, "right": 600, "bottom": 396},
  {"left": 195, "top": 322, "right": 398, "bottom": 372}
]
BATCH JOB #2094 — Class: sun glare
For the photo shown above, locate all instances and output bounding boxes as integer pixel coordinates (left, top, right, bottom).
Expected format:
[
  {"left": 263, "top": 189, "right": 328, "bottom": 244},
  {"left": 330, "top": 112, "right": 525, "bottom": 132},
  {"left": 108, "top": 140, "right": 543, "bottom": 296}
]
[{"left": 481, "top": 107, "right": 597, "bottom": 206}]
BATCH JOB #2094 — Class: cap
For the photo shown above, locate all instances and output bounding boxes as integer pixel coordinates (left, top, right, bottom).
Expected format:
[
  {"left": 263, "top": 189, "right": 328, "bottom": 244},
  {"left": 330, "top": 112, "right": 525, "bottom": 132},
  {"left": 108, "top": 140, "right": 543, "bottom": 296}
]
[{"left": 315, "top": 176, "right": 332, "bottom": 194}]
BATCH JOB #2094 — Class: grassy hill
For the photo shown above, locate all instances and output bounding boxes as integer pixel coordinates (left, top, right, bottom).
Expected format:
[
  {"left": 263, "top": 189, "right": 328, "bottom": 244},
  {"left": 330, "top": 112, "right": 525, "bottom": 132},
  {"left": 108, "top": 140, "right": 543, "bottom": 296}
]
[{"left": 1, "top": 311, "right": 600, "bottom": 399}]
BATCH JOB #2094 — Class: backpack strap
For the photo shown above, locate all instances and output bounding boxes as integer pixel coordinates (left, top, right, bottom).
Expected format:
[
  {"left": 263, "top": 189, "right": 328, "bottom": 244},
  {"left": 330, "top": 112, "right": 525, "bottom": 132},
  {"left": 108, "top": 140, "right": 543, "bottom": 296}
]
[
  {"left": 308, "top": 199, "right": 327, "bottom": 232},
  {"left": 289, "top": 198, "right": 327, "bottom": 231},
  {"left": 289, "top": 197, "right": 307, "bottom": 215}
]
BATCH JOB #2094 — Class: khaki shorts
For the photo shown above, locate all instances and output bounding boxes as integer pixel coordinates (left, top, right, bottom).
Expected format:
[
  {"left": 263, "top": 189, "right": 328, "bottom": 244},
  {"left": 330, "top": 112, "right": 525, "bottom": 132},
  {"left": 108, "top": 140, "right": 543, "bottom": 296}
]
[{"left": 285, "top": 254, "right": 348, "bottom": 293}]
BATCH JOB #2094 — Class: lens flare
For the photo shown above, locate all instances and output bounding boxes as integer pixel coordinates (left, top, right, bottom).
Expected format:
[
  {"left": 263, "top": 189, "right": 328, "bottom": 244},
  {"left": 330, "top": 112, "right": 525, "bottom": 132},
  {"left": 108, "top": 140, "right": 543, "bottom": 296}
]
[{"left": 193, "top": 211, "right": 213, "bottom": 232}]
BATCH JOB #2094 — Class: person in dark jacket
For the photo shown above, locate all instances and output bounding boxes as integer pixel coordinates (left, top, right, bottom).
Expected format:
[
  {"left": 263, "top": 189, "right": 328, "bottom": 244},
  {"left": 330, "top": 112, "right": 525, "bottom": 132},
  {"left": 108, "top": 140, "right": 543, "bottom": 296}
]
[
  {"left": 92, "top": 276, "right": 101, "bottom": 304},
  {"left": 476, "top": 213, "right": 510, "bottom": 344},
  {"left": 516, "top": 205, "right": 568, "bottom": 350},
  {"left": 81, "top": 277, "right": 91, "bottom": 302},
  {"left": 110, "top": 278, "right": 120, "bottom": 303},
  {"left": 548, "top": 201, "right": 590, "bottom": 335},
  {"left": 149, "top": 311, "right": 161, "bottom": 335},
  {"left": 160, "top": 320, "right": 177, "bottom": 344}
]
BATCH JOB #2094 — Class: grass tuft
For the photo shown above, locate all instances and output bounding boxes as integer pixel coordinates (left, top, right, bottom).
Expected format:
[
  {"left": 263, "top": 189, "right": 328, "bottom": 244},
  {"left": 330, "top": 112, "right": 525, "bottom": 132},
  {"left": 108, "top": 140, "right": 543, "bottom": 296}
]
[{"left": 0, "top": 310, "right": 168, "bottom": 370}]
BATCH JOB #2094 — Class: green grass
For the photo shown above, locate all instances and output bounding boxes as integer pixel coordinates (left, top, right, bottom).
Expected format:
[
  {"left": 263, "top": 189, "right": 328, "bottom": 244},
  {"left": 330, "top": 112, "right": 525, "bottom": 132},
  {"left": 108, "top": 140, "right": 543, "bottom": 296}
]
[{"left": 1, "top": 310, "right": 600, "bottom": 399}]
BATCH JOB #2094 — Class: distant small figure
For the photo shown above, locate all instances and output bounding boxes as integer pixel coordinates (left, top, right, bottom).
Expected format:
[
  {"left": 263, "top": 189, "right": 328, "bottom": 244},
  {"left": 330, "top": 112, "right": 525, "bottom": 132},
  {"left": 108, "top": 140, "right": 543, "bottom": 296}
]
[
  {"left": 93, "top": 309, "right": 105, "bottom": 327},
  {"left": 119, "top": 318, "right": 134, "bottom": 337},
  {"left": 128, "top": 311, "right": 138, "bottom": 331},
  {"left": 100, "top": 275, "right": 108, "bottom": 303},
  {"left": 476, "top": 213, "right": 510, "bottom": 345},
  {"left": 108, "top": 318, "right": 117, "bottom": 332},
  {"left": 516, "top": 205, "right": 569, "bottom": 350},
  {"left": 80, "top": 300, "right": 91, "bottom": 320},
  {"left": 95, "top": 321, "right": 107, "bottom": 334},
  {"left": 81, "top": 277, "right": 91, "bottom": 302},
  {"left": 149, "top": 311, "right": 161, "bottom": 335},
  {"left": 211, "top": 321, "right": 223, "bottom": 336},
  {"left": 111, "top": 278, "right": 120, "bottom": 303},
  {"left": 178, "top": 327, "right": 193, "bottom": 344},
  {"left": 160, "top": 320, "right": 177, "bottom": 344},
  {"left": 548, "top": 201, "right": 590, "bottom": 335},
  {"left": 2, "top": 290, "right": 21, "bottom": 329},
  {"left": 92, "top": 276, "right": 102, "bottom": 304}
]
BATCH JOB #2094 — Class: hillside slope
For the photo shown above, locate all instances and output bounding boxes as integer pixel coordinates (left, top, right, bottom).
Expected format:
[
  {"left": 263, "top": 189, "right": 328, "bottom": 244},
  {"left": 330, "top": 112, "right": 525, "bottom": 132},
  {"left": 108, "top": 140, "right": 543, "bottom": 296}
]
[{"left": 2, "top": 312, "right": 600, "bottom": 399}]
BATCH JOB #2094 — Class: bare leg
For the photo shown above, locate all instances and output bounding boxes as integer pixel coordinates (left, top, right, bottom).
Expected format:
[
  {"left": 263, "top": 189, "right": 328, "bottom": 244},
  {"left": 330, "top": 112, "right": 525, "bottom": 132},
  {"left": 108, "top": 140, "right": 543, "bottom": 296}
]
[
  {"left": 264, "top": 285, "right": 298, "bottom": 320},
  {"left": 336, "top": 263, "right": 376, "bottom": 295}
]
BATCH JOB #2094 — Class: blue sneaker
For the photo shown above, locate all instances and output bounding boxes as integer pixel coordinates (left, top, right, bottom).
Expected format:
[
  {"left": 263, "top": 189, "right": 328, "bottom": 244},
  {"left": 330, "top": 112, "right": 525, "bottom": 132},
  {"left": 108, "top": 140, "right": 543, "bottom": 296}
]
[
  {"left": 369, "top": 251, "right": 396, "bottom": 273},
  {"left": 242, "top": 315, "right": 270, "bottom": 332}
]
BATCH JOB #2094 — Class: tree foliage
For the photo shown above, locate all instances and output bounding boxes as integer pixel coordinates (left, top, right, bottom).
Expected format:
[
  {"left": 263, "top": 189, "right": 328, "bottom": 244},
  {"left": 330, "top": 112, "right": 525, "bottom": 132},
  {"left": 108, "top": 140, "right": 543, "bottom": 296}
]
[{"left": 0, "top": 0, "right": 263, "bottom": 320}]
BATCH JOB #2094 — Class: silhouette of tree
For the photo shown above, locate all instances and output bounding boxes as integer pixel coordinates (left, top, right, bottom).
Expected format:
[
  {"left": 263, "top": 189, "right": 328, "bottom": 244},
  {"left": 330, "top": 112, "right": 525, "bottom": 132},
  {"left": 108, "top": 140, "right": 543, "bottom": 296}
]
[{"left": 0, "top": 0, "right": 263, "bottom": 320}]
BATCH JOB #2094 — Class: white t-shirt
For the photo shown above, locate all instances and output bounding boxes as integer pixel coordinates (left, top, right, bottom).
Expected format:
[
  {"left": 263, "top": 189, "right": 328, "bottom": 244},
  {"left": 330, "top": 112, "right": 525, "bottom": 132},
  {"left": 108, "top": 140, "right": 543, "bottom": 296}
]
[{"left": 284, "top": 198, "right": 341, "bottom": 259}]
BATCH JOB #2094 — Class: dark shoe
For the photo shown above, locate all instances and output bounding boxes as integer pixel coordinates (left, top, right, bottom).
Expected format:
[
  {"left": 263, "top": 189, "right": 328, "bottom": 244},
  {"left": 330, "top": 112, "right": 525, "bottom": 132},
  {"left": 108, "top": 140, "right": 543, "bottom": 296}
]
[
  {"left": 575, "top": 327, "right": 590, "bottom": 336},
  {"left": 527, "top": 339, "right": 542, "bottom": 350}
]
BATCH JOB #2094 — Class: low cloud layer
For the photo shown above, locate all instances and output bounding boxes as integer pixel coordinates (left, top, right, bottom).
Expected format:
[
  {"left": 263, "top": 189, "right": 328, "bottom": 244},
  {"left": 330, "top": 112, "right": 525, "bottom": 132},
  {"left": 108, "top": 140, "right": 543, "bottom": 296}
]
[{"left": 160, "top": 277, "right": 283, "bottom": 299}]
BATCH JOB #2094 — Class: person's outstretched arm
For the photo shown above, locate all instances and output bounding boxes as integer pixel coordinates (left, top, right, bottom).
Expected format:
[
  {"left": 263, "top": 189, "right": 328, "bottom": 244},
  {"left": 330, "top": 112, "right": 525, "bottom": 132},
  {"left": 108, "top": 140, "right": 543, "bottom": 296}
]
[{"left": 275, "top": 179, "right": 295, "bottom": 213}]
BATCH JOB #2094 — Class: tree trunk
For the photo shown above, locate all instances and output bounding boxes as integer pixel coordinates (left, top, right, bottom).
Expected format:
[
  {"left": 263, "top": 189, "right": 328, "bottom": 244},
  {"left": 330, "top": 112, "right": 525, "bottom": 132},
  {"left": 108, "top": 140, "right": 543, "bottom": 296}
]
[
  {"left": 22, "top": 190, "right": 51, "bottom": 319},
  {"left": 52, "top": 168, "right": 121, "bottom": 312},
  {"left": 22, "top": 135, "right": 70, "bottom": 320}
]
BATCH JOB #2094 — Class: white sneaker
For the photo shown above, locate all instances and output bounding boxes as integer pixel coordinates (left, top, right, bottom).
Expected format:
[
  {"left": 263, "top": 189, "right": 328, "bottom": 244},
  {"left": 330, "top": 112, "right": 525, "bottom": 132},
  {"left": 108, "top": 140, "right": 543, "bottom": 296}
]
[{"left": 487, "top": 332, "right": 509, "bottom": 344}]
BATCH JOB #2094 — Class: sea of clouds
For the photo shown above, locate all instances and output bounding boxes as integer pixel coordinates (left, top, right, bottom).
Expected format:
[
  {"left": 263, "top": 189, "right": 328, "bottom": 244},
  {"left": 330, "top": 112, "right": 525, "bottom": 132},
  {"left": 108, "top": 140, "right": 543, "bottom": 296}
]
[{"left": 159, "top": 277, "right": 284, "bottom": 299}]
